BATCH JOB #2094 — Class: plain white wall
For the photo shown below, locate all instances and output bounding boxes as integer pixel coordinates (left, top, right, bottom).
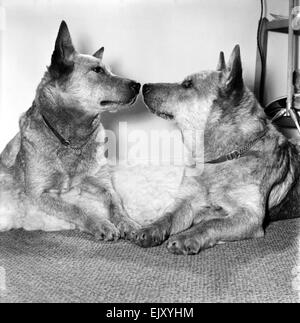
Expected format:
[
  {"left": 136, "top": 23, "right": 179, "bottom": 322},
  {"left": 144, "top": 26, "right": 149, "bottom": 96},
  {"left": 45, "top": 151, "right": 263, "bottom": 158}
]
[
  {"left": 0, "top": 0, "right": 262, "bottom": 162},
  {"left": 264, "top": 0, "right": 291, "bottom": 105}
]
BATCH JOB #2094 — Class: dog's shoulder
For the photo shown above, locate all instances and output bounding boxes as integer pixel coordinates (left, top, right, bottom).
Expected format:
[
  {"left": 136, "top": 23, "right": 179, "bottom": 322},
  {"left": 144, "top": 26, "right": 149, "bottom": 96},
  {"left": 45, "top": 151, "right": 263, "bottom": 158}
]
[
  {"left": 0, "top": 132, "right": 21, "bottom": 169},
  {"left": 0, "top": 106, "right": 34, "bottom": 169},
  {"left": 19, "top": 105, "right": 58, "bottom": 157},
  {"left": 0, "top": 106, "right": 39, "bottom": 177}
]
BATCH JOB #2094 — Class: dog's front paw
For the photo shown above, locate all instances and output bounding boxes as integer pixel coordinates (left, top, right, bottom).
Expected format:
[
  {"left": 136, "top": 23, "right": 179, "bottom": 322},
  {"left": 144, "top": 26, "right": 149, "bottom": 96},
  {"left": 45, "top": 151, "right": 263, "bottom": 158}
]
[
  {"left": 131, "top": 221, "right": 170, "bottom": 248},
  {"left": 167, "top": 234, "right": 211, "bottom": 255},
  {"left": 117, "top": 219, "right": 141, "bottom": 240},
  {"left": 85, "top": 218, "right": 120, "bottom": 242}
]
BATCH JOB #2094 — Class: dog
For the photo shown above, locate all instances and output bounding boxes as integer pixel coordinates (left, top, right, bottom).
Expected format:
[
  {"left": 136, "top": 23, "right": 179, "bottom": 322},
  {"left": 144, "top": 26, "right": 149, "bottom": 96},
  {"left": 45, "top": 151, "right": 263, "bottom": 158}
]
[
  {"left": 0, "top": 21, "right": 141, "bottom": 239},
  {"left": 130, "top": 45, "right": 300, "bottom": 255}
]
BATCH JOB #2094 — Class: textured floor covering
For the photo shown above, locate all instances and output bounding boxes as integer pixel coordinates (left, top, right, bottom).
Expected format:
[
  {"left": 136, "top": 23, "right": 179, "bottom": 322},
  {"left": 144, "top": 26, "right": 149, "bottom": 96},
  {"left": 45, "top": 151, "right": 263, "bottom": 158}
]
[{"left": 0, "top": 219, "right": 299, "bottom": 303}]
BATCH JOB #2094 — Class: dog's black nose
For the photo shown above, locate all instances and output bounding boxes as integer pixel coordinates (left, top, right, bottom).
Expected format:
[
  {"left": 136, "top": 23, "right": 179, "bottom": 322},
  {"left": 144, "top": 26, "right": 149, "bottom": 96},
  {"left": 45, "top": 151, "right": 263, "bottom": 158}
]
[
  {"left": 130, "top": 82, "right": 141, "bottom": 93},
  {"left": 143, "top": 84, "right": 152, "bottom": 95}
]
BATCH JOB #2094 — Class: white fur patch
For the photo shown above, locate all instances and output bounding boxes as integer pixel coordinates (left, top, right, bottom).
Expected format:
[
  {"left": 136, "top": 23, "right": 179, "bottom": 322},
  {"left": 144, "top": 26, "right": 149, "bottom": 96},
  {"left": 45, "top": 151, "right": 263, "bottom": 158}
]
[
  {"left": 0, "top": 206, "right": 17, "bottom": 231},
  {"left": 0, "top": 194, "right": 21, "bottom": 231},
  {"left": 23, "top": 203, "right": 76, "bottom": 232},
  {"left": 0, "top": 172, "right": 23, "bottom": 231},
  {"left": 176, "top": 96, "right": 215, "bottom": 164},
  {"left": 0, "top": 165, "right": 184, "bottom": 231},
  {"left": 114, "top": 165, "right": 184, "bottom": 226},
  {"left": 227, "top": 184, "right": 262, "bottom": 218}
]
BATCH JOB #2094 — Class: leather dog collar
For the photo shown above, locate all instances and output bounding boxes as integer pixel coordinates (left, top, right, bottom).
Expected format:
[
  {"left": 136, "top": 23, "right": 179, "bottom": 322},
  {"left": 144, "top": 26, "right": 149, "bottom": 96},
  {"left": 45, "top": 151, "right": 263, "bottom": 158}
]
[
  {"left": 205, "top": 130, "right": 267, "bottom": 164},
  {"left": 41, "top": 113, "right": 100, "bottom": 155}
]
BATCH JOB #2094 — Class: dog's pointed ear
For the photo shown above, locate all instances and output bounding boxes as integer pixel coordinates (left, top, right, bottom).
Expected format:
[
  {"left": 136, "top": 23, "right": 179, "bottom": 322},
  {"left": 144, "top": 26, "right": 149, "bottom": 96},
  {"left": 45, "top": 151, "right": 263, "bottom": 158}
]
[
  {"left": 93, "top": 47, "right": 104, "bottom": 60},
  {"left": 216, "top": 51, "right": 226, "bottom": 71},
  {"left": 225, "top": 45, "right": 243, "bottom": 91},
  {"left": 49, "top": 21, "right": 75, "bottom": 78}
]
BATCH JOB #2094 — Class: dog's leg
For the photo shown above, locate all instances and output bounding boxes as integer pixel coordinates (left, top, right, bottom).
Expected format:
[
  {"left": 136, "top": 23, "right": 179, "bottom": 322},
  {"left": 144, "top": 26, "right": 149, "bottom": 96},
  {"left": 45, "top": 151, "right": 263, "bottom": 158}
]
[
  {"left": 130, "top": 201, "right": 195, "bottom": 248},
  {"left": 38, "top": 193, "right": 119, "bottom": 241},
  {"left": 80, "top": 175, "right": 141, "bottom": 238},
  {"left": 109, "top": 190, "right": 142, "bottom": 238},
  {"left": 130, "top": 174, "right": 202, "bottom": 248},
  {"left": 166, "top": 208, "right": 265, "bottom": 255}
]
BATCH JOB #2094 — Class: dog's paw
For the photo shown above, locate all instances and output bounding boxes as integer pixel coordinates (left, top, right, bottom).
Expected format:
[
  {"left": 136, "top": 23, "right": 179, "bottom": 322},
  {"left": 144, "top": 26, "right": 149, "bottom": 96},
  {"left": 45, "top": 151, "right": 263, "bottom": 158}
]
[
  {"left": 166, "top": 234, "right": 211, "bottom": 255},
  {"left": 86, "top": 218, "right": 120, "bottom": 242},
  {"left": 131, "top": 222, "right": 170, "bottom": 248},
  {"left": 94, "top": 222, "right": 120, "bottom": 242},
  {"left": 117, "top": 219, "right": 141, "bottom": 240},
  {"left": 167, "top": 233, "right": 216, "bottom": 255}
]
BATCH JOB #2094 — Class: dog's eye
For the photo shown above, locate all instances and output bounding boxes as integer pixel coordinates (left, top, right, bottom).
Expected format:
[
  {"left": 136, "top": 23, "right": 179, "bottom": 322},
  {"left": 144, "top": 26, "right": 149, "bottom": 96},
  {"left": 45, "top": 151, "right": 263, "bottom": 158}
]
[
  {"left": 182, "top": 80, "right": 193, "bottom": 89},
  {"left": 92, "top": 66, "right": 105, "bottom": 74}
]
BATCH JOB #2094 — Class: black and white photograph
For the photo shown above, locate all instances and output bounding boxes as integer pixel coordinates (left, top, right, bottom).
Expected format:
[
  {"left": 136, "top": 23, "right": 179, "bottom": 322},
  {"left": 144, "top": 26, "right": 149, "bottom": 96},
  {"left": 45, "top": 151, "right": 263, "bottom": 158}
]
[{"left": 0, "top": 0, "right": 300, "bottom": 305}]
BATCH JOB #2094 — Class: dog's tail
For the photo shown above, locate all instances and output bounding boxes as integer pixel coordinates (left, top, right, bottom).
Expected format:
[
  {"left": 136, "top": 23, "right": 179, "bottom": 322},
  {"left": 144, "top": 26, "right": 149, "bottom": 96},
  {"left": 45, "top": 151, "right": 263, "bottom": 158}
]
[
  {"left": 268, "top": 173, "right": 300, "bottom": 222},
  {"left": 268, "top": 187, "right": 300, "bottom": 222},
  {"left": 266, "top": 139, "right": 300, "bottom": 222}
]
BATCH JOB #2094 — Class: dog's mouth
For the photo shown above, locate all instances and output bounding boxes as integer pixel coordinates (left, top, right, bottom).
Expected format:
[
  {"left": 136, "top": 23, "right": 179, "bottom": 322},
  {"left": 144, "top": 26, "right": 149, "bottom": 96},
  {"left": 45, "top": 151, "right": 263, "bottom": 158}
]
[
  {"left": 148, "top": 106, "right": 174, "bottom": 120},
  {"left": 100, "top": 96, "right": 137, "bottom": 108}
]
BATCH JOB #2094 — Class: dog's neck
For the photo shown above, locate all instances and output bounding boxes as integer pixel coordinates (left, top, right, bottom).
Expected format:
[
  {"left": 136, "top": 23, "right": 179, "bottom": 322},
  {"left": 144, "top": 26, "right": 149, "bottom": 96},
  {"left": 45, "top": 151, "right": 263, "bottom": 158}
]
[
  {"left": 204, "top": 89, "right": 268, "bottom": 162},
  {"left": 181, "top": 88, "right": 269, "bottom": 165},
  {"left": 35, "top": 82, "right": 101, "bottom": 147},
  {"left": 41, "top": 105, "right": 100, "bottom": 147},
  {"left": 35, "top": 101, "right": 100, "bottom": 146}
]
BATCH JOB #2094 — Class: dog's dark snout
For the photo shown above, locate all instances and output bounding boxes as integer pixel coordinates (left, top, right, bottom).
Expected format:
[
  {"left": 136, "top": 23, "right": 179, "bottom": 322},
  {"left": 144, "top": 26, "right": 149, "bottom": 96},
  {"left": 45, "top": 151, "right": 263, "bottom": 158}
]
[
  {"left": 143, "top": 84, "right": 152, "bottom": 95},
  {"left": 130, "top": 81, "right": 141, "bottom": 93}
]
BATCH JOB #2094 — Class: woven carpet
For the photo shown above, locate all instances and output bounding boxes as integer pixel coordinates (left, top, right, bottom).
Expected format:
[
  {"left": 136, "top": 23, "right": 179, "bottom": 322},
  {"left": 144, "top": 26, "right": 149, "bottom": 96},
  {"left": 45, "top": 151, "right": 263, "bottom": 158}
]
[{"left": 0, "top": 219, "right": 299, "bottom": 303}]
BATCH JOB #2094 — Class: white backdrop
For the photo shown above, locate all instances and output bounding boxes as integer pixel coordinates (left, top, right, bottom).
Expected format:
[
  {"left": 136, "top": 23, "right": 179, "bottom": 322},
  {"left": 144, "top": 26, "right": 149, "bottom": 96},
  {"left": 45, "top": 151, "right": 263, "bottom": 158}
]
[{"left": 0, "top": 0, "right": 286, "bottom": 162}]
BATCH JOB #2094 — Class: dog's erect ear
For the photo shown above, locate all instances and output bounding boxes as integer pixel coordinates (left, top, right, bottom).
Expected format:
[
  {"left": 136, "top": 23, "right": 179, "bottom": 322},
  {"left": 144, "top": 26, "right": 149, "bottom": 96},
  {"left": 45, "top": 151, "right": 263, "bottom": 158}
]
[
  {"left": 216, "top": 51, "right": 226, "bottom": 71},
  {"left": 93, "top": 47, "right": 104, "bottom": 60},
  {"left": 225, "top": 45, "right": 243, "bottom": 91},
  {"left": 49, "top": 21, "right": 75, "bottom": 78}
]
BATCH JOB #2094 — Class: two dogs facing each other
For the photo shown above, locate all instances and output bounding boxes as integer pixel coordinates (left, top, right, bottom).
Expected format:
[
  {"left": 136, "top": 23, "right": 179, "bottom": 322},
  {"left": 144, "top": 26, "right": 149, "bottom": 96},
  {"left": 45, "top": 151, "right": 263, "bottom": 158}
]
[{"left": 0, "top": 21, "right": 299, "bottom": 256}]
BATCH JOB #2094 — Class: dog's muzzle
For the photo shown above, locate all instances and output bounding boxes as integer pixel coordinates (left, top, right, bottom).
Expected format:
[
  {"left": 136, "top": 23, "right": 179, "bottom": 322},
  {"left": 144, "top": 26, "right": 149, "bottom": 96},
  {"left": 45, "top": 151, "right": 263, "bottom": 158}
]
[
  {"left": 143, "top": 84, "right": 174, "bottom": 120},
  {"left": 100, "top": 81, "right": 140, "bottom": 107},
  {"left": 130, "top": 81, "right": 141, "bottom": 94},
  {"left": 142, "top": 84, "right": 152, "bottom": 96}
]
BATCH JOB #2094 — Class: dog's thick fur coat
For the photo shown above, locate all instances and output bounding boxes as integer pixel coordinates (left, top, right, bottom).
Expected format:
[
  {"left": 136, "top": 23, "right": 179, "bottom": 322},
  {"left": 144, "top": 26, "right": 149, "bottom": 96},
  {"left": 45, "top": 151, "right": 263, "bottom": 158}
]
[
  {"left": 0, "top": 21, "right": 142, "bottom": 239},
  {"left": 131, "top": 46, "right": 300, "bottom": 255},
  {"left": 1, "top": 27, "right": 299, "bottom": 256}
]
